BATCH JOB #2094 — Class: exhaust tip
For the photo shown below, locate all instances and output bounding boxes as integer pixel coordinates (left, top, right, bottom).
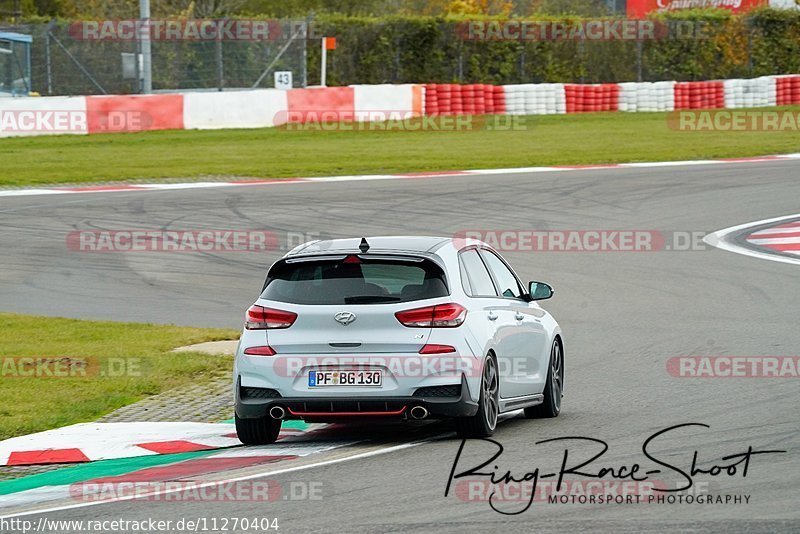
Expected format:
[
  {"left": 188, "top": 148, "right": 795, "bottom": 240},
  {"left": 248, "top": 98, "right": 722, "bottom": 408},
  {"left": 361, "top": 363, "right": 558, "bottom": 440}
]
[
  {"left": 410, "top": 406, "right": 429, "bottom": 420},
  {"left": 269, "top": 406, "right": 286, "bottom": 420}
]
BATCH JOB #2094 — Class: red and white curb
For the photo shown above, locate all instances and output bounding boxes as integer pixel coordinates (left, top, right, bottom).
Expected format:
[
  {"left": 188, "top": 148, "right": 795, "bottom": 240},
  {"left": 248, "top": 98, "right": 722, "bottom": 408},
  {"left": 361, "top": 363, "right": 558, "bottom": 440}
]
[
  {"left": 0, "top": 440, "right": 421, "bottom": 518},
  {"left": 0, "top": 422, "right": 337, "bottom": 467},
  {"left": 704, "top": 213, "right": 800, "bottom": 266},
  {"left": 0, "top": 437, "right": 356, "bottom": 511},
  {"left": 1, "top": 154, "right": 799, "bottom": 198},
  {"left": 0, "top": 423, "right": 244, "bottom": 466},
  {"left": 745, "top": 220, "right": 800, "bottom": 257}
]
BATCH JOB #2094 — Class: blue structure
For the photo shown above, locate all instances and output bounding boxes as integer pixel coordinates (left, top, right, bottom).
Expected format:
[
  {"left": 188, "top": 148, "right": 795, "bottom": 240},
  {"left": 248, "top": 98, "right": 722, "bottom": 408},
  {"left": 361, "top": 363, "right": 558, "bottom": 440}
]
[{"left": 0, "top": 31, "right": 32, "bottom": 96}]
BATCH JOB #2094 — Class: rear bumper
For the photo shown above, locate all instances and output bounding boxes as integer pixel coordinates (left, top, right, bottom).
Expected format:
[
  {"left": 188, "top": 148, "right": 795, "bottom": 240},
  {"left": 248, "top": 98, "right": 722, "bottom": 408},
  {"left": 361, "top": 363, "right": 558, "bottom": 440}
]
[{"left": 235, "top": 375, "right": 478, "bottom": 422}]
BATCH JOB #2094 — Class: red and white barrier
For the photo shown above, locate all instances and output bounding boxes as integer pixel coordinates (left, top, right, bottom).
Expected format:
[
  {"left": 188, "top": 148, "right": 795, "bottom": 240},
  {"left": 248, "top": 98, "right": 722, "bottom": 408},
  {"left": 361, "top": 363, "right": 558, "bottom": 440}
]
[
  {"left": 425, "top": 75, "right": 798, "bottom": 117},
  {"left": 1, "top": 76, "right": 798, "bottom": 138}
]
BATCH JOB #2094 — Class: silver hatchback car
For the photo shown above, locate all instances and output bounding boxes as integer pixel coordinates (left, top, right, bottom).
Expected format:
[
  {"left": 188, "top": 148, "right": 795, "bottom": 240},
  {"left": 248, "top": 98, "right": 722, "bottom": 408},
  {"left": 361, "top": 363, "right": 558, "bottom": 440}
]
[{"left": 234, "top": 236, "right": 563, "bottom": 444}]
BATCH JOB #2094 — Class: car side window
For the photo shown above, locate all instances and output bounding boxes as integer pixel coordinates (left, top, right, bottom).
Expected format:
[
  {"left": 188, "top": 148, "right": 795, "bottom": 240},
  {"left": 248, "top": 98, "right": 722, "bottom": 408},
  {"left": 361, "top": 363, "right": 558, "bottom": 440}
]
[
  {"left": 480, "top": 250, "right": 524, "bottom": 299},
  {"left": 459, "top": 257, "right": 473, "bottom": 296},
  {"left": 459, "top": 249, "right": 498, "bottom": 297}
]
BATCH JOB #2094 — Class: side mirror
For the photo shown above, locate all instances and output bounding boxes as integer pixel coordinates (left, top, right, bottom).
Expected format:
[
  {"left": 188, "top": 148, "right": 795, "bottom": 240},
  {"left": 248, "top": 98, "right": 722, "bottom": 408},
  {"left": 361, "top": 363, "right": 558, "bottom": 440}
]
[{"left": 528, "top": 281, "right": 554, "bottom": 301}]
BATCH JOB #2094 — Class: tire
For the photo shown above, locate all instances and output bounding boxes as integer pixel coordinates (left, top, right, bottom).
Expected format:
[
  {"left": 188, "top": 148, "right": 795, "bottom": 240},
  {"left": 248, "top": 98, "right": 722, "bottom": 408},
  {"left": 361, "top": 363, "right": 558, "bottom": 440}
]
[
  {"left": 525, "top": 338, "right": 563, "bottom": 419},
  {"left": 455, "top": 354, "right": 499, "bottom": 439},
  {"left": 235, "top": 414, "right": 282, "bottom": 445}
]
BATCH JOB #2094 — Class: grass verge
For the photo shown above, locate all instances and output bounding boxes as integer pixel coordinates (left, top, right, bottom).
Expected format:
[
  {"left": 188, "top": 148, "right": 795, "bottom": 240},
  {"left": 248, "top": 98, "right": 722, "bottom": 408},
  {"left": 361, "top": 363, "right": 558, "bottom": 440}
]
[
  {"left": 0, "top": 108, "right": 798, "bottom": 187},
  {"left": 0, "top": 313, "right": 238, "bottom": 440}
]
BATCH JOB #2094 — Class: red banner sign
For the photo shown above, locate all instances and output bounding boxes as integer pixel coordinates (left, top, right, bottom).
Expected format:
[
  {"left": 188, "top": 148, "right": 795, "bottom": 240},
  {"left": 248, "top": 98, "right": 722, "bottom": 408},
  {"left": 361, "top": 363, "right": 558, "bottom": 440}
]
[{"left": 627, "top": 0, "right": 768, "bottom": 19}]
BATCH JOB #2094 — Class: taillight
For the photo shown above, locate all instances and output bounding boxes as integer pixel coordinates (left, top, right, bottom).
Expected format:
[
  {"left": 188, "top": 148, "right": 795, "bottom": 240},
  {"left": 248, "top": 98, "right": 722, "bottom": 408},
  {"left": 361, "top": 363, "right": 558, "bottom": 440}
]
[
  {"left": 243, "top": 346, "right": 277, "bottom": 356},
  {"left": 245, "top": 305, "right": 297, "bottom": 330},
  {"left": 395, "top": 303, "right": 466, "bottom": 328},
  {"left": 419, "top": 344, "right": 456, "bottom": 354}
]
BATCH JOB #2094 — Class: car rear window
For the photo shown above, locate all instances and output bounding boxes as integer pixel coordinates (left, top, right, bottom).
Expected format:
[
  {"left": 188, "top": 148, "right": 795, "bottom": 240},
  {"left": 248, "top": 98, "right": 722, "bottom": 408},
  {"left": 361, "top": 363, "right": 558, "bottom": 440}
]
[{"left": 262, "top": 256, "right": 449, "bottom": 305}]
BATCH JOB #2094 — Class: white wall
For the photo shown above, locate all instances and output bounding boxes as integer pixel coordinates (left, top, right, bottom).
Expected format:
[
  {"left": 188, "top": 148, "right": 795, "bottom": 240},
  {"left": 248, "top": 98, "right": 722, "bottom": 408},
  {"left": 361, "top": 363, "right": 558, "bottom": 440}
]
[{"left": 183, "top": 90, "right": 289, "bottom": 130}]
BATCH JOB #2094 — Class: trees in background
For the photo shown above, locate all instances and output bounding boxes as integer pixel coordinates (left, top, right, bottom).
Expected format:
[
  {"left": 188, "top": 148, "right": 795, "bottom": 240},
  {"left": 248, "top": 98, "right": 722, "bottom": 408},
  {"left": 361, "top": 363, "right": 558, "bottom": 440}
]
[{"left": 6, "top": 0, "right": 615, "bottom": 19}]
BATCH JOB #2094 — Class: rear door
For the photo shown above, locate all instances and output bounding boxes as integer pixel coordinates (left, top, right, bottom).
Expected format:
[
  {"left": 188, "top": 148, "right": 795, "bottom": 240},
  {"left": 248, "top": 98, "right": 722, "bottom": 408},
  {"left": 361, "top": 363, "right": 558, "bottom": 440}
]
[
  {"left": 259, "top": 254, "right": 449, "bottom": 355},
  {"left": 457, "top": 248, "right": 514, "bottom": 394},
  {"left": 479, "top": 248, "right": 548, "bottom": 397}
]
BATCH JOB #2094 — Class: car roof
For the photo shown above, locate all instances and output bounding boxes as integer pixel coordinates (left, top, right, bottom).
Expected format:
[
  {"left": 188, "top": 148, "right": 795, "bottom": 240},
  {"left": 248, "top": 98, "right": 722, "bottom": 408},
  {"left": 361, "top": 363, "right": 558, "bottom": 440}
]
[{"left": 286, "top": 236, "right": 454, "bottom": 257}]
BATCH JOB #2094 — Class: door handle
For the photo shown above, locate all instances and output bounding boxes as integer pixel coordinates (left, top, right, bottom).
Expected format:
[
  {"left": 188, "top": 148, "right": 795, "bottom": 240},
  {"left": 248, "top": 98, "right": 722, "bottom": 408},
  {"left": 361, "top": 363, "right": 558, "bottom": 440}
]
[
  {"left": 515, "top": 313, "right": 525, "bottom": 321},
  {"left": 487, "top": 312, "right": 498, "bottom": 321}
]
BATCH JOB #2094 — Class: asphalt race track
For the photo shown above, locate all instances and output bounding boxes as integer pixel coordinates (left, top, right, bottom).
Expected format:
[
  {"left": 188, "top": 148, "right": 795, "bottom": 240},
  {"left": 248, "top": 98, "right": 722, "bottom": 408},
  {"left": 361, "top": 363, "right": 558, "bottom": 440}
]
[{"left": 0, "top": 160, "right": 798, "bottom": 532}]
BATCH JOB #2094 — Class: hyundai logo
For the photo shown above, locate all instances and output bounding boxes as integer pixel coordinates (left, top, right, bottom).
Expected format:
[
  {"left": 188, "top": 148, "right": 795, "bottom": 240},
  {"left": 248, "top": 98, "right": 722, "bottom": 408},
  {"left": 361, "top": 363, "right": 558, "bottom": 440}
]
[{"left": 334, "top": 311, "right": 357, "bottom": 326}]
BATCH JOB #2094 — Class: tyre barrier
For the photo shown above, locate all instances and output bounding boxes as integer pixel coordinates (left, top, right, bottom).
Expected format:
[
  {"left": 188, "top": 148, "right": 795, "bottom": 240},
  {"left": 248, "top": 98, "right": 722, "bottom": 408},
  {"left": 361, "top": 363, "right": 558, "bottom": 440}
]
[
  {"left": 674, "top": 81, "right": 725, "bottom": 110},
  {"left": 423, "top": 83, "right": 506, "bottom": 116},
  {"left": 504, "top": 84, "right": 566, "bottom": 115},
  {"left": 565, "top": 84, "right": 620, "bottom": 113},
  {"left": 618, "top": 81, "right": 676, "bottom": 112},
  {"left": 776, "top": 75, "right": 800, "bottom": 106},
  {"left": 723, "top": 77, "right": 777, "bottom": 109}
]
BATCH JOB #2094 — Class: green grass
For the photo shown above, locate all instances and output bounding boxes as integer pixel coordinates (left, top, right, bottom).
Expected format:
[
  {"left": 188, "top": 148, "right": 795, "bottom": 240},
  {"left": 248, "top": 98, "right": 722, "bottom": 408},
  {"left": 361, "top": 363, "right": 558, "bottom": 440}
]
[
  {"left": 0, "top": 313, "right": 238, "bottom": 440},
  {"left": 1, "top": 108, "right": 798, "bottom": 187}
]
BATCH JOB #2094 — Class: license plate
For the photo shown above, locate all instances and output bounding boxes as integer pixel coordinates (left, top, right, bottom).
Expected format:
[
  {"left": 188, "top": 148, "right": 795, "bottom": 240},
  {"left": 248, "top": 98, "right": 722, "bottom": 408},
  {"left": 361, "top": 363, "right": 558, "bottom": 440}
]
[{"left": 308, "top": 370, "right": 382, "bottom": 387}]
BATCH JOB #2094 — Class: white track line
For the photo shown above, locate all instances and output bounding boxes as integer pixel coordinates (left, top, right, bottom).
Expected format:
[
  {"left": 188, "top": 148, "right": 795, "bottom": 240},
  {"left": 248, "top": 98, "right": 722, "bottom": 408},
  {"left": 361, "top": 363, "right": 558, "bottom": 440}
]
[
  {"left": 749, "top": 227, "right": 800, "bottom": 236},
  {"left": 704, "top": 213, "right": 800, "bottom": 266},
  {"left": 622, "top": 160, "right": 720, "bottom": 167},
  {"left": 747, "top": 237, "right": 800, "bottom": 245},
  {"left": 1, "top": 154, "right": 799, "bottom": 198}
]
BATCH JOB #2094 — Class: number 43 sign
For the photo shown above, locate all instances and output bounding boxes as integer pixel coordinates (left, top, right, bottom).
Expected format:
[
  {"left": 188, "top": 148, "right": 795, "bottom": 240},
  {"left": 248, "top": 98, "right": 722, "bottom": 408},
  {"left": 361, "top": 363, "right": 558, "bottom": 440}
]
[{"left": 274, "top": 71, "right": 293, "bottom": 90}]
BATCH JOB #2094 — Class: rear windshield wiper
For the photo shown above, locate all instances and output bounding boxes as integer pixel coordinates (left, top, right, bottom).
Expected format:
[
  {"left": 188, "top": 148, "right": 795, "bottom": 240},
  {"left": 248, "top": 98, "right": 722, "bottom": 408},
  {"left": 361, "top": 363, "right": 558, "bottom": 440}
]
[{"left": 344, "top": 296, "right": 402, "bottom": 304}]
